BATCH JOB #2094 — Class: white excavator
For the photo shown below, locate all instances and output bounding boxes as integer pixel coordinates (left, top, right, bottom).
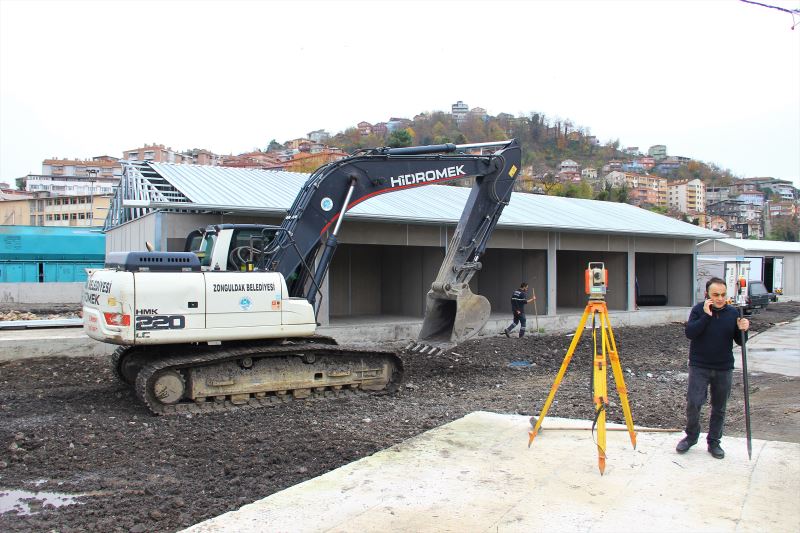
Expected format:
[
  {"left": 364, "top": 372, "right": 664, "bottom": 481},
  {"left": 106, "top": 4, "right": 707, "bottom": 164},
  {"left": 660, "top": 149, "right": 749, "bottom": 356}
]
[{"left": 82, "top": 140, "right": 521, "bottom": 414}]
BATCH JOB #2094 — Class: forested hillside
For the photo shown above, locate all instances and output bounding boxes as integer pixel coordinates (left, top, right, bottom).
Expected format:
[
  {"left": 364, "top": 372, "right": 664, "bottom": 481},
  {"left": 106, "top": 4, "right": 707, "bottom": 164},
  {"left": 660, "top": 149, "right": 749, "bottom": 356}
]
[{"left": 325, "top": 109, "right": 737, "bottom": 199}]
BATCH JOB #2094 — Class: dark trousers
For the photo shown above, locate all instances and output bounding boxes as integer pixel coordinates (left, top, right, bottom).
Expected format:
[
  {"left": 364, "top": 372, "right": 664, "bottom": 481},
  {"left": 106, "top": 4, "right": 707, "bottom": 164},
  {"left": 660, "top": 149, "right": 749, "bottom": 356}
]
[
  {"left": 505, "top": 312, "right": 527, "bottom": 337},
  {"left": 684, "top": 365, "right": 733, "bottom": 444}
]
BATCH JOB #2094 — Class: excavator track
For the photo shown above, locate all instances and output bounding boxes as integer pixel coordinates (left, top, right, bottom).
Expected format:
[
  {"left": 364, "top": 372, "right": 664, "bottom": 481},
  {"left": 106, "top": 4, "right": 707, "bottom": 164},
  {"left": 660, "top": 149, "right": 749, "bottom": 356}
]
[{"left": 114, "top": 339, "right": 403, "bottom": 415}]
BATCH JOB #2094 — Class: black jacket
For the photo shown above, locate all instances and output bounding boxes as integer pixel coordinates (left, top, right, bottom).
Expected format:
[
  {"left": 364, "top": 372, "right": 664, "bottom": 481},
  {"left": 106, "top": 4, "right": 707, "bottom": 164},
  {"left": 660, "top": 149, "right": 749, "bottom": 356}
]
[
  {"left": 685, "top": 303, "right": 745, "bottom": 370},
  {"left": 511, "top": 289, "right": 528, "bottom": 314}
]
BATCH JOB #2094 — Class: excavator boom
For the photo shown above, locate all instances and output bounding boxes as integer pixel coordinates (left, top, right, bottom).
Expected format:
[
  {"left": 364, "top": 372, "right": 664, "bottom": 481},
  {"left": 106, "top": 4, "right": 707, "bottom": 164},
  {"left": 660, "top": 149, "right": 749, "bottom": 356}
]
[{"left": 263, "top": 139, "right": 521, "bottom": 346}]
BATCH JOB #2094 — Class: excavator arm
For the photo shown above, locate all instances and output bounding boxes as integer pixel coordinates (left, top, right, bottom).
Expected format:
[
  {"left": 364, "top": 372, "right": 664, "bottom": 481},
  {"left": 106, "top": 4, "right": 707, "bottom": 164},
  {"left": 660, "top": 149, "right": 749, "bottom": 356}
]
[{"left": 262, "top": 139, "right": 521, "bottom": 348}]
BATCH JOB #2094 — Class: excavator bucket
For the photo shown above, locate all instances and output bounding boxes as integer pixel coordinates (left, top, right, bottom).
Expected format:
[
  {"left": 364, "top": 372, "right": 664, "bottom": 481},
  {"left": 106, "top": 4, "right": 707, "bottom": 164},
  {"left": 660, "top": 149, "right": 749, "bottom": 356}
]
[{"left": 417, "top": 285, "right": 491, "bottom": 349}]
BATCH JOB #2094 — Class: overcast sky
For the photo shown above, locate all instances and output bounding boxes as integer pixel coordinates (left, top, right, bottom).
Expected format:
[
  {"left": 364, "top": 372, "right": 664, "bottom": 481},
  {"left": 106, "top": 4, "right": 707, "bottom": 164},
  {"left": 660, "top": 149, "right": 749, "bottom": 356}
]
[{"left": 1, "top": 0, "right": 798, "bottom": 187}]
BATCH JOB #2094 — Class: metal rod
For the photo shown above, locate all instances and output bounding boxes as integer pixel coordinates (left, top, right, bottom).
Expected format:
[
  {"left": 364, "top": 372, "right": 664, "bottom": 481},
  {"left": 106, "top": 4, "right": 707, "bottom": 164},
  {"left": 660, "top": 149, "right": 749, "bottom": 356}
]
[
  {"left": 737, "top": 286, "right": 753, "bottom": 460},
  {"left": 332, "top": 181, "right": 357, "bottom": 236},
  {"left": 454, "top": 140, "right": 514, "bottom": 151}
]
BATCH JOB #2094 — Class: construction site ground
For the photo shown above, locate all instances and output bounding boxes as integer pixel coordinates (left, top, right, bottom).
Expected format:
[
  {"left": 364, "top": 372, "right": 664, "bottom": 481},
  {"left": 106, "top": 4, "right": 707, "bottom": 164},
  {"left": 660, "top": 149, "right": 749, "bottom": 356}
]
[{"left": 0, "top": 301, "right": 798, "bottom": 532}]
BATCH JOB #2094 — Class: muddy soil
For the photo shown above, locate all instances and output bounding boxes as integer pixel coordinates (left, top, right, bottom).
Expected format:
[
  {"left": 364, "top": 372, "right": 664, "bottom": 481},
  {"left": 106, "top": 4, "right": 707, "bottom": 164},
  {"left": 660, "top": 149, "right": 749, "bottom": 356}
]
[{"left": 1, "top": 301, "right": 798, "bottom": 532}]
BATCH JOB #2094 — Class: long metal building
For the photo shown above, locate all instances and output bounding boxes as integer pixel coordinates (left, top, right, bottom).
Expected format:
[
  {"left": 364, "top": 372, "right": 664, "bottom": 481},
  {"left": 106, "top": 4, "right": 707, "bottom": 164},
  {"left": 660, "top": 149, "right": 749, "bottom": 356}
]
[{"left": 102, "top": 161, "right": 722, "bottom": 337}]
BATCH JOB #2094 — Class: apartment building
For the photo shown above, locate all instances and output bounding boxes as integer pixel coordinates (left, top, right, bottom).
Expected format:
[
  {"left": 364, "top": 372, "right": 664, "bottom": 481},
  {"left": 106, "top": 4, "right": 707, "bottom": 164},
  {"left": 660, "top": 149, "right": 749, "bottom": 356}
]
[
  {"left": 559, "top": 160, "right": 579, "bottom": 173},
  {"left": 604, "top": 172, "right": 667, "bottom": 206},
  {"left": 124, "top": 144, "right": 183, "bottom": 163},
  {"left": 706, "top": 199, "right": 763, "bottom": 238},
  {"left": 219, "top": 151, "right": 285, "bottom": 169},
  {"left": 735, "top": 190, "right": 765, "bottom": 207},
  {"left": 307, "top": 129, "right": 330, "bottom": 143},
  {"left": 767, "top": 201, "right": 797, "bottom": 219},
  {"left": 42, "top": 155, "right": 121, "bottom": 179},
  {"left": 647, "top": 145, "right": 667, "bottom": 160},
  {"left": 123, "top": 144, "right": 220, "bottom": 165},
  {"left": 23, "top": 174, "right": 115, "bottom": 196},
  {"left": 601, "top": 160, "right": 623, "bottom": 172},
  {"left": 634, "top": 156, "right": 656, "bottom": 170},
  {"left": 706, "top": 185, "right": 730, "bottom": 204},
  {"left": 451, "top": 100, "right": 469, "bottom": 124},
  {"left": 356, "top": 122, "right": 373, "bottom": 136},
  {"left": 0, "top": 192, "right": 110, "bottom": 227},
  {"left": 668, "top": 178, "right": 705, "bottom": 214}
]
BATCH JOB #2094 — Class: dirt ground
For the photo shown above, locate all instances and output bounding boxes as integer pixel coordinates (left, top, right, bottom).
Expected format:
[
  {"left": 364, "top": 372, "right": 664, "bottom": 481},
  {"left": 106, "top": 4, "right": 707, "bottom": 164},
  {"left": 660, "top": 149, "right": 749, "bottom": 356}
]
[{"left": 1, "top": 301, "right": 798, "bottom": 532}]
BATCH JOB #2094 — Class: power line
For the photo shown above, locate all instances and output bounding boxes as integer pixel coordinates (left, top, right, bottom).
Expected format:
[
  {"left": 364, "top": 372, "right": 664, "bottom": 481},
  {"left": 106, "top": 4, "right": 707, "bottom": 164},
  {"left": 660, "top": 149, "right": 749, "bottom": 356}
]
[{"left": 740, "top": 0, "right": 800, "bottom": 29}]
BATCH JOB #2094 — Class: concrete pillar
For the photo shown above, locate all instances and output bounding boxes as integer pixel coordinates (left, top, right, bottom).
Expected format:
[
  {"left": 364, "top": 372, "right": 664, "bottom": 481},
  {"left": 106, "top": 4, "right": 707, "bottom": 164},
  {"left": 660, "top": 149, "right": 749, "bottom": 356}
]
[
  {"left": 155, "top": 211, "right": 165, "bottom": 252},
  {"left": 547, "top": 232, "right": 557, "bottom": 316},
  {"left": 627, "top": 240, "right": 636, "bottom": 311}
]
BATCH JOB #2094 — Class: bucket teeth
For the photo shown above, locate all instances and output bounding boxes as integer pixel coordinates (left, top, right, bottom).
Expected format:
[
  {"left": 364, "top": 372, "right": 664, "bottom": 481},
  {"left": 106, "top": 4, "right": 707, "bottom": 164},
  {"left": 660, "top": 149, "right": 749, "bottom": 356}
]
[{"left": 403, "top": 343, "right": 445, "bottom": 356}]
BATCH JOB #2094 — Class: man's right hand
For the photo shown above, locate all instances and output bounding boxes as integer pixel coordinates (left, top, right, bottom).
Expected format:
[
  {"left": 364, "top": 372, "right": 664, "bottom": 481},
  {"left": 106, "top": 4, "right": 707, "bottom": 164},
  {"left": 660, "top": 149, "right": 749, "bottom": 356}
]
[{"left": 703, "top": 299, "right": 713, "bottom": 316}]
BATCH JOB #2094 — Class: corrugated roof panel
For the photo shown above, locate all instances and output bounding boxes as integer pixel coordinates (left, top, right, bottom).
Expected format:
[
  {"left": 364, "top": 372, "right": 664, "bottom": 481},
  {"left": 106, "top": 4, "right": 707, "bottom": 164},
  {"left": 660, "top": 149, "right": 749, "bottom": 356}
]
[
  {"left": 710, "top": 239, "right": 800, "bottom": 253},
  {"left": 150, "top": 163, "right": 307, "bottom": 208},
  {"left": 146, "top": 164, "right": 721, "bottom": 240}
]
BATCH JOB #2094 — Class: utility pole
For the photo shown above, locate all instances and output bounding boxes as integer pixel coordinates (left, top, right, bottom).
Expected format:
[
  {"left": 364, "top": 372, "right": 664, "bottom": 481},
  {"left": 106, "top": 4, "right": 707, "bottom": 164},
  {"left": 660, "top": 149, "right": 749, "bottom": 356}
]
[{"left": 87, "top": 168, "right": 98, "bottom": 226}]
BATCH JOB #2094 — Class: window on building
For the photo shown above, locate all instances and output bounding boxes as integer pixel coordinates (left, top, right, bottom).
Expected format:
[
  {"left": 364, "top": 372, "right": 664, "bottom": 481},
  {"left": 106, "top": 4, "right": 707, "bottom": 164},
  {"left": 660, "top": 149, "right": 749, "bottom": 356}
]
[
  {"left": 79, "top": 213, "right": 86, "bottom": 219},
  {"left": 71, "top": 213, "right": 78, "bottom": 220},
  {"left": 46, "top": 214, "right": 53, "bottom": 221},
  {"left": 54, "top": 214, "right": 60, "bottom": 220}
]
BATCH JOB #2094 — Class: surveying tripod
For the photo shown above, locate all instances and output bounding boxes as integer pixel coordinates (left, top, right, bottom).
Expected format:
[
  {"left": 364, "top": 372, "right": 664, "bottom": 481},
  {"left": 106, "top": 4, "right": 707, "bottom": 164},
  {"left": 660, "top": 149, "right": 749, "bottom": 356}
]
[{"left": 528, "top": 263, "right": 637, "bottom": 474}]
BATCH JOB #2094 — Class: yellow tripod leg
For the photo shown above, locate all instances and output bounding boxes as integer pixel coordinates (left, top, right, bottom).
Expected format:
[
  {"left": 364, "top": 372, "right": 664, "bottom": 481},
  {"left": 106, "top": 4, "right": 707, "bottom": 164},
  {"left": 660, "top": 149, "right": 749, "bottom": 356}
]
[
  {"left": 594, "top": 307, "right": 608, "bottom": 474},
  {"left": 529, "top": 305, "right": 591, "bottom": 446},
  {"left": 603, "top": 308, "right": 637, "bottom": 449}
]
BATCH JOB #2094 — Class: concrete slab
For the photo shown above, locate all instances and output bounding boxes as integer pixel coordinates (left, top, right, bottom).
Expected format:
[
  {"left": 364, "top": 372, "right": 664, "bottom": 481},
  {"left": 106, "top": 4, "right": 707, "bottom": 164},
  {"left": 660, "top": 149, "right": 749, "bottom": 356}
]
[
  {"left": 735, "top": 316, "right": 800, "bottom": 376},
  {"left": 0, "top": 327, "right": 114, "bottom": 362},
  {"left": 183, "top": 412, "right": 800, "bottom": 533}
]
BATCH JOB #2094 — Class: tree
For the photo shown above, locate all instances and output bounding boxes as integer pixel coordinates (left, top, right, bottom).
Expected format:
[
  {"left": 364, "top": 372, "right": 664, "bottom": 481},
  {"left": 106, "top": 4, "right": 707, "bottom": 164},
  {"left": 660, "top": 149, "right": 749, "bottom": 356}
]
[
  {"left": 387, "top": 129, "right": 413, "bottom": 148},
  {"left": 266, "top": 139, "right": 284, "bottom": 152},
  {"left": 768, "top": 215, "right": 799, "bottom": 241},
  {"left": 615, "top": 184, "right": 629, "bottom": 204},
  {"left": 537, "top": 173, "right": 561, "bottom": 194}
]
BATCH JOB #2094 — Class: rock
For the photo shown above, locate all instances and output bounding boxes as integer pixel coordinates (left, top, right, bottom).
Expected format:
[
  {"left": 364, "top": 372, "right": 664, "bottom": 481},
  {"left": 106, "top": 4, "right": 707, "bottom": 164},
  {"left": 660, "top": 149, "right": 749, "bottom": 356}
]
[
  {"left": 129, "top": 523, "right": 147, "bottom": 533},
  {"left": 149, "top": 510, "right": 164, "bottom": 520}
]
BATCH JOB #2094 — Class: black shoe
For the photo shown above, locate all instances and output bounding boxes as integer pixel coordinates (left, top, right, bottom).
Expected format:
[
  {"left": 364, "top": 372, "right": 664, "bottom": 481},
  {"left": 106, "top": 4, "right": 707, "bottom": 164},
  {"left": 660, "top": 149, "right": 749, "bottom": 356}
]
[
  {"left": 676, "top": 437, "right": 696, "bottom": 453},
  {"left": 708, "top": 442, "right": 725, "bottom": 459},
  {"left": 503, "top": 329, "right": 510, "bottom": 338}
]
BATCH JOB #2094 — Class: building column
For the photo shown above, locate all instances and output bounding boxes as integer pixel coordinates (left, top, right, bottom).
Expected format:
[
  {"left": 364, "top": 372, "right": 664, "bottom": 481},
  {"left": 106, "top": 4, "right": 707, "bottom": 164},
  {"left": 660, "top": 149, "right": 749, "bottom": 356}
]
[
  {"left": 547, "top": 232, "right": 557, "bottom": 315},
  {"left": 154, "top": 211, "right": 165, "bottom": 252},
  {"left": 627, "top": 239, "right": 636, "bottom": 311}
]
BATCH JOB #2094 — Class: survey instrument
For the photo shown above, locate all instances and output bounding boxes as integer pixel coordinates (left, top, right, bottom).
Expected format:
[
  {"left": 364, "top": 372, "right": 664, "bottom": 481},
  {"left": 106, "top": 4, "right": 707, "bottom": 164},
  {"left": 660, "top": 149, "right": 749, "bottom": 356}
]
[{"left": 528, "top": 263, "right": 637, "bottom": 474}]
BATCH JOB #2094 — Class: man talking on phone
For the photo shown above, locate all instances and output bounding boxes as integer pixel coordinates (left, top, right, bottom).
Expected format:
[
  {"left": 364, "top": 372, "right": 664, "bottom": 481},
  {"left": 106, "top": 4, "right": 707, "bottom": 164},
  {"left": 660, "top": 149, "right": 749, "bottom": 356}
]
[{"left": 677, "top": 277, "right": 749, "bottom": 459}]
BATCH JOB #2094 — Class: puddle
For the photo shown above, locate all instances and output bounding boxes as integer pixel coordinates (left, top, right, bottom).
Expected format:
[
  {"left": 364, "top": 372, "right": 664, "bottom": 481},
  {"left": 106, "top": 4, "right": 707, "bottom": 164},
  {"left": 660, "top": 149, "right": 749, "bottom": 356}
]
[
  {"left": 508, "top": 360, "right": 533, "bottom": 368},
  {"left": 0, "top": 488, "right": 85, "bottom": 515}
]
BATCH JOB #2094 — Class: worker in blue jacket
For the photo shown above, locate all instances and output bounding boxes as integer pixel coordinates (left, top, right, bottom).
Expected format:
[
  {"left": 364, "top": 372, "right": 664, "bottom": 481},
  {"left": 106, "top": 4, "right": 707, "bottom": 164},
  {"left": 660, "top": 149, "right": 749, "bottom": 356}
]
[
  {"left": 677, "top": 277, "right": 749, "bottom": 459},
  {"left": 503, "top": 282, "right": 535, "bottom": 338}
]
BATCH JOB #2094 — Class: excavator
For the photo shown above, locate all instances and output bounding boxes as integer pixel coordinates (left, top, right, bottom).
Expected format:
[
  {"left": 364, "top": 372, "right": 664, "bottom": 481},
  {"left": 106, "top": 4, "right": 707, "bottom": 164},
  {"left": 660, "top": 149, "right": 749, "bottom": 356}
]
[{"left": 82, "top": 139, "right": 521, "bottom": 415}]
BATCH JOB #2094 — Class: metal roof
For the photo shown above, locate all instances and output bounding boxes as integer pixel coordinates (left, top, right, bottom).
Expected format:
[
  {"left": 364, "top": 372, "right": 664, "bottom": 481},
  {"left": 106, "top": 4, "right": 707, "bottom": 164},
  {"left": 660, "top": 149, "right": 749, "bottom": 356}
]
[
  {"left": 699, "top": 238, "right": 800, "bottom": 253},
  {"left": 135, "top": 162, "right": 721, "bottom": 240},
  {"left": 151, "top": 163, "right": 308, "bottom": 208}
]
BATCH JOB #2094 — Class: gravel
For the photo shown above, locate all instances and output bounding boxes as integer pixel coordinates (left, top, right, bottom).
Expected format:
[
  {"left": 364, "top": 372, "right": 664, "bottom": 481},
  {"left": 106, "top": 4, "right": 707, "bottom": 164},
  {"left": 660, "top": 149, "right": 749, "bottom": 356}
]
[{"left": 1, "top": 301, "right": 798, "bottom": 532}]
